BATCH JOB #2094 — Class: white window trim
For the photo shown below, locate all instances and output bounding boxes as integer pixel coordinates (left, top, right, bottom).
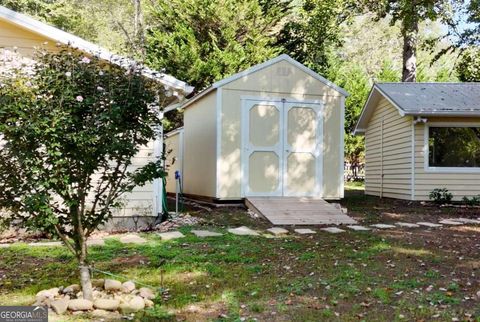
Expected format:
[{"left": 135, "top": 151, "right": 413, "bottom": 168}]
[{"left": 423, "top": 122, "right": 480, "bottom": 173}]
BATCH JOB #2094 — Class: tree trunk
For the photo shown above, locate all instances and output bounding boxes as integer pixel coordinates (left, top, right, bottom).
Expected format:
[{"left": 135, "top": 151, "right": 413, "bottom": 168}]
[
  {"left": 79, "top": 263, "right": 93, "bottom": 301},
  {"left": 402, "top": 20, "right": 418, "bottom": 82},
  {"left": 133, "top": 0, "right": 145, "bottom": 56}
]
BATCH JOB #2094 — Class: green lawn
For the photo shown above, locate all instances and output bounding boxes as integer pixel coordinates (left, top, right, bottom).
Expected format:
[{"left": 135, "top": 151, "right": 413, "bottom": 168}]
[{"left": 1, "top": 187, "right": 479, "bottom": 321}]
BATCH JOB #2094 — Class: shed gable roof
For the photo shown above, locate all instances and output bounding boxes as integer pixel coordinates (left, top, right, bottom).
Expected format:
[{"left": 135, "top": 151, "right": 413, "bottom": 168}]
[
  {"left": 0, "top": 5, "right": 193, "bottom": 96},
  {"left": 181, "top": 54, "right": 348, "bottom": 109},
  {"left": 354, "top": 82, "right": 480, "bottom": 135}
]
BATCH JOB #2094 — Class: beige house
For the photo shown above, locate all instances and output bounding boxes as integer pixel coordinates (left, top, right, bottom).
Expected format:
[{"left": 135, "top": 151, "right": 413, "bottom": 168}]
[
  {"left": 355, "top": 83, "right": 480, "bottom": 201},
  {"left": 165, "top": 55, "right": 348, "bottom": 201},
  {"left": 0, "top": 5, "right": 193, "bottom": 221}
]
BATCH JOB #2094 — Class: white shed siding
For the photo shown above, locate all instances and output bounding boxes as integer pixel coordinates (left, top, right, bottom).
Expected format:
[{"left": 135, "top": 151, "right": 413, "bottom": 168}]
[
  {"left": 365, "top": 98, "right": 412, "bottom": 199},
  {"left": 183, "top": 91, "right": 217, "bottom": 198},
  {"left": 219, "top": 60, "right": 344, "bottom": 199},
  {"left": 413, "top": 117, "right": 480, "bottom": 201}
]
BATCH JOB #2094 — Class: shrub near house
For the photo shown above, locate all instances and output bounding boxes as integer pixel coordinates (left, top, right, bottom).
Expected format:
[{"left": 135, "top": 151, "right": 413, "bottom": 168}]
[{"left": 0, "top": 47, "right": 165, "bottom": 300}]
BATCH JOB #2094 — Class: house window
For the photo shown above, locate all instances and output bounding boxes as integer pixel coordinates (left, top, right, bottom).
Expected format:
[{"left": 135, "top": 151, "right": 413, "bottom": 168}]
[{"left": 428, "top": 126, "right": 480, "bottom": 168}]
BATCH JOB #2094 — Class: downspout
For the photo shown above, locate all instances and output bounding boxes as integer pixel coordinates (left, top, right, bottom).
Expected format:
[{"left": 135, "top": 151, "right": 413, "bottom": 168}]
[{"left": 412, "top": 116, "right": 428, "bottom": 201}]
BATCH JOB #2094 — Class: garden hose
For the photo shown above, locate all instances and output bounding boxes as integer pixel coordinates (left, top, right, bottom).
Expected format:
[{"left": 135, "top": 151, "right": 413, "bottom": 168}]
[{"left": 160, "top": 176, "right": 169, "bottom": 221}]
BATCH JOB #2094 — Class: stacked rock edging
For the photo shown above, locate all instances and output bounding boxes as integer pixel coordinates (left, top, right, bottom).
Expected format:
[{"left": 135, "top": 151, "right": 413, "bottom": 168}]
[{"left": 34, "top": 279, "right": 155, "bottom": 317}]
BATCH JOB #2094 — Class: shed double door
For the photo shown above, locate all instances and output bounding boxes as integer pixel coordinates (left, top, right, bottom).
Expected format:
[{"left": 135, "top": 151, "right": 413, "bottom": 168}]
[{"left": 242, "top": 98, "right": 323, "bottom": 197}]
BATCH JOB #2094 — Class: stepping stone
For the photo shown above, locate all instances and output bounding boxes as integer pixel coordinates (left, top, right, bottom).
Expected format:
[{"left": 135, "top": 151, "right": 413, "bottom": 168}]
[
  {"left": 267, "top": 227, "right": 289, "bottom": 236},
  {"left": 29, "top": 241, "right": 63, "bottom": 247},
  {"left": 370, "top": 224, "right": 396, "bottom": 229},
  {"left": 119, "top": 234, "right": 148, "bottom": 244},
  {"left": 395, "top": 222, "right": 420, "bottom": 228},
  {"left": 321, "top": 227, "right": 345, "bottom": 234},
  {"left": 294, "top": 228, "right": 316, "bottom": 234},
  {"left": 416, "top": 222, "right": 442, "bottom": 228},
  {"left": 438, "top": 220, "right": 463, "bottom": 226},
  {"left": 87, "top": 238, "right": 105, "bottom": 246},
  {"left": 228, "top": 226, "right": 259, "bottom": 236},
  {"left": 157, "top": 231, "right": 185, "bottom": 240},
  {"left": 347, "top": 225, "right": 371, "bottom": 231},
  {"left": 191, "top": 230, "right": 222, "bottom": 237},
  {"left": 454, "top": 218, "right": 480, "bottom": 224}
]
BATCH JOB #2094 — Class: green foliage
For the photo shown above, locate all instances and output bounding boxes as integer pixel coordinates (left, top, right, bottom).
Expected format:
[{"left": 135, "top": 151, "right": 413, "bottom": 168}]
[
  {"left": 0, "top": 47, "right": 163, "bottom": 251},
  {"left": 278, "top": 0, "right": 355, "bottom": 74},
  {"left": 456, "top": 47, "right": 480, "bottom": 81},
  {"left": 0, "top": 0, "right": 138, "bottom": 55},
  {"left": 145, "top": 0, "right": 289, "bottom": 91},
  {"left": 462, "top": 195, "right": 480, "bottom": 206},
  {"left": 429, "top": 188, "right": 453, "bottom": 205}
]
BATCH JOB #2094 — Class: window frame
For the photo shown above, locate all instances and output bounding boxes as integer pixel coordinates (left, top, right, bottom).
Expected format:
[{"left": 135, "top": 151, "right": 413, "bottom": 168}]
[{"left": 424, "top": 122, "right": 480, "bottom": 173}]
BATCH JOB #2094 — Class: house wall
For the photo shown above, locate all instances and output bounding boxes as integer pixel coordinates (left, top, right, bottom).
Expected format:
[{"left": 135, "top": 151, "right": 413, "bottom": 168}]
[
  {"left": 219, "top": 60, "right": 344, "bottom": 199},
  {"left": 364, "top": 98, "right": 413, "bottom": 200},
  {"left": 413, "top": 117, "right": 480, "bottom": 201},
  {"left": 183, "top": 90, "right": 217, "bottom": 198},
  {"left": 0, "top": 19, "right": 58, "bottom": 56},
  {"left": 164, "top": 129, "right": 183, "bottom": 193},
  {"left": 0, "top": 18, "right": 159, "bottom": 218}
]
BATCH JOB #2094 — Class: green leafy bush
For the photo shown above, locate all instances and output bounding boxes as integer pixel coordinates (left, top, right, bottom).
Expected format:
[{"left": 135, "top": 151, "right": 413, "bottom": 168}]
[
  {"left": 462, "top": 195, "right": 480, "bottom": 206},
  {"left": 429, "top": 188, "right": 453, "bottom": 204}
]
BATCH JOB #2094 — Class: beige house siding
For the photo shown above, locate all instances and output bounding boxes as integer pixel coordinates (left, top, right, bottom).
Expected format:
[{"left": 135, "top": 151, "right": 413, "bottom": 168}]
[
  {"left": 1, "top": 18, "right": 158, "bottom": 217},
  {"left": 413, "top": 117, "right": 480, "bottom": 201},
  {"left": 164, "top": 130, "right": 183, "bottom": 193},
  {"left": 183, "top": 90, "right": 217, "bottom": 198},
  {"left": 0, "top": 19, "right": 57, "bottom": 56},
  {"left": 219, "top": 60, "right": 343, "bottom": 199},
  {"left": 364, "top": 98, "right": 412, "bottom": 200}
]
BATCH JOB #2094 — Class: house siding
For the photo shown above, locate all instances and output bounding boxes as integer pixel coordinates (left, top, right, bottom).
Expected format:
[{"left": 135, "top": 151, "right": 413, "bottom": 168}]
[
  {"left": 413, "top": 117, "right": 480, "bottom": 201},
  {"left": 0, "top": 19, "right": 57, "bottom": 56},
  {"left": 364, "top": 98, "right": 412, "bottom": 200}
]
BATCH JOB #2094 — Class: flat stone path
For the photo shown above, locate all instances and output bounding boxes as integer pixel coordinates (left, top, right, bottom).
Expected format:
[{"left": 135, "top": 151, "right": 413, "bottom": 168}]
[
  {"left": 191, "top": 230, "right": 222, "bottom": 237},
  {"left": 395, "top": 222, "right": 420, "bottom": 228},
  {"left": 417, "top": 222, "right": 443, "bottom": 228},
  {"left": 29, "top": 241, "right": 63, "bottom": 247},
  {"left": 119, "top": 234, "right": 147, "bottom": 244},
  {"left": 321, "top": 227, "right": 345, "bottom": 234},
  {"left": 3, "top": 216, "right": 479, "bottom": 249},
  {"left": 438, "top": 220, "right": 463, "bottom": 226},
  {"left": 370, "top": 224, "right": 396, "bottom": 229},
  {"left": 157, "top": 231, "right": 185, "bottom": 240},
  {"left": 267, "top": 227, "right": 289, "bottom": 236},
  {"left": 294, "top": 228, "right": 316, "bottom": 234},
  {"left": 87, "top": 238, "right": 105, "bottom": 246},
  {"left": 347, "top": 225, "right": 371, "bottom": 231},
  {"left": 228, "top": 226, "right": 259, "bottom": 236},
  {"left": 454, "top": 218, "right": 480, "bottom": 224}
]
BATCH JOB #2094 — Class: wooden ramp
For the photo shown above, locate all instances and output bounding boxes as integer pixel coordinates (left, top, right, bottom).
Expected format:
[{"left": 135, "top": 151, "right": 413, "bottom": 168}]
[{"left": 245, "top": 197, "right": 357, "bottom": 225}]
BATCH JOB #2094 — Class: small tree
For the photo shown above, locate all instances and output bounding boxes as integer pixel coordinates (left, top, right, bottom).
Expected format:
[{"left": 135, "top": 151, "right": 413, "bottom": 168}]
[{"left": 0, "top": 47, "right": 166, "bottom": 300}]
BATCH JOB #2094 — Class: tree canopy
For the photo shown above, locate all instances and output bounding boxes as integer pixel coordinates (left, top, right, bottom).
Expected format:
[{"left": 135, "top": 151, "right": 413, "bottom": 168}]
[{"left": 144, "top": 0, "right": 289, "bottom": 91}]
